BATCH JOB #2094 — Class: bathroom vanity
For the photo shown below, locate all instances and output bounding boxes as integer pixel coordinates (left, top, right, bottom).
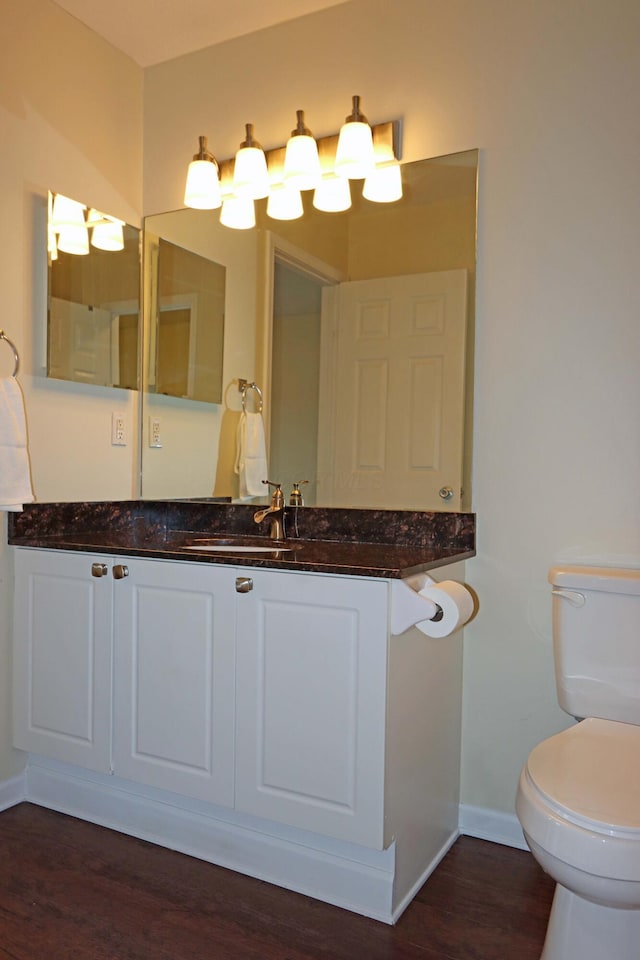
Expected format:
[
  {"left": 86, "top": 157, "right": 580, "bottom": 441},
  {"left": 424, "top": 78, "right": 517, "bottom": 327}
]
[{"left": 8, "top": 501, "right": 475, "bottom": 923}]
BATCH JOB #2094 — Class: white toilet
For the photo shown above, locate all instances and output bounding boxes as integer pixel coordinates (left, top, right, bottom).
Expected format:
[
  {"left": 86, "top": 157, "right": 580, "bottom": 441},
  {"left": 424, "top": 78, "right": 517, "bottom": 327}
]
[{"left": 516, "top": 564, "right": 640, "bottom": 960}]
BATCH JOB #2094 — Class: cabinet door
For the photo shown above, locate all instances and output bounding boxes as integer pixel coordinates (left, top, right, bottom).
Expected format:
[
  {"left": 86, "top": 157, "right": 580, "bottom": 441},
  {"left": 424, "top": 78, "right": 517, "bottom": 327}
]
[
  {"left": 12, "top": 548, "right": 113, "bottom": 772},
  {"left": 235, "top": 569, "right": 389, "bottom": 848},
  {"left": 112, "top": 558, "right": 237, "bottom": 806}
]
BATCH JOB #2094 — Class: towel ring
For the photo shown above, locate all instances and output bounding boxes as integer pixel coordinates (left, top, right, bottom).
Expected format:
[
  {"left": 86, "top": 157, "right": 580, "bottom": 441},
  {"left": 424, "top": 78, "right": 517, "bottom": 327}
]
[
  {"left": 238, "top": 378, "right": 263, "bottom": 413},
  {"left": 0, "top": 330, "right": 19, "bottom": 377}
]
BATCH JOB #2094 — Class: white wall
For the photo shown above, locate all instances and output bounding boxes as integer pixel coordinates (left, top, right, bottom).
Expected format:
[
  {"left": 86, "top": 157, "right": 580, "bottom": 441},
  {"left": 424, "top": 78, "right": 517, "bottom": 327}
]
[
  {"left": 143, "top": 0, "right": 640, "bottom": 816},
  {"left": 0, "top": 0, "right": 143, "bottom": 778}
]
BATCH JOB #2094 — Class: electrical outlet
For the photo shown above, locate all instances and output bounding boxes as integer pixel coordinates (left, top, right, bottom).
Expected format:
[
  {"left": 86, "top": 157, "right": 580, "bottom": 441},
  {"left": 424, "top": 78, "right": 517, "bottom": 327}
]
[
  {"left": 111, "top": 412, "right": 127, "bottom": 446},
  {"left": 149, "top": 417, "right": 162, "bottom": 448}
]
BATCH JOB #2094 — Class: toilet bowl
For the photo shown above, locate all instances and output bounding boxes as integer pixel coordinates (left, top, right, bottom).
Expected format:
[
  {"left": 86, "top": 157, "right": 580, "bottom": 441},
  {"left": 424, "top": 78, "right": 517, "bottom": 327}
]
[{"left": 516, "top": 717, "right": 640, "bottom": 960}]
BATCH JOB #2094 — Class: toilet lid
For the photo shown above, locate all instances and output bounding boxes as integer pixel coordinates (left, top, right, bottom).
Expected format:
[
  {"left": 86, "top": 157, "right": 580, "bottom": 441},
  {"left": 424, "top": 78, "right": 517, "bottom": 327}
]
[{"left": 527, "top": 717, "right": 640, "bottom": 834}]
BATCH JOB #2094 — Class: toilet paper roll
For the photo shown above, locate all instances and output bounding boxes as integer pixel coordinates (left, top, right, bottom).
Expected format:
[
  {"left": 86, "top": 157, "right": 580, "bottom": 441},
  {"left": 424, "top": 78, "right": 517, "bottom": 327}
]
[{"left": 414, "top": 579, "right": 474, "bottom": 638}]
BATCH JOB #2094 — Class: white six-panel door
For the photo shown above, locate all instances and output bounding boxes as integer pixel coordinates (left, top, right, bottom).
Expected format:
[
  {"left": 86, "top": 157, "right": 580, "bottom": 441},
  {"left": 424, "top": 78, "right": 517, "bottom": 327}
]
[{"left": 317, "top": 269, "right": 468, "bottom": 510}]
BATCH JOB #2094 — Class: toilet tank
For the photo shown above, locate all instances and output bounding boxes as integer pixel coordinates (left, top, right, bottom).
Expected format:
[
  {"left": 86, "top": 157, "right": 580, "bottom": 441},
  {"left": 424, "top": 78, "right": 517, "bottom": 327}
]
[{"left": 549, "top": 565, "right": 640, "bottom": 725}]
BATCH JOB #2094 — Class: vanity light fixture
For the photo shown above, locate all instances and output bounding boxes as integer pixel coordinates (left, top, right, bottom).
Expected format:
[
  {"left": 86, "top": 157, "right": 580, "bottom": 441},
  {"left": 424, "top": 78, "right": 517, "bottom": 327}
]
[
  {"left": 233, "top": 124, "right": 270, "bottom": 200},
  {"left": 335, "top": 95, "right": 376, "bottom": 180},
  {"left": 183, "top": 135, "right": 221, "bottom": 210},
  {"left": 183, "top": 99, "right": 401, "bottom": 229},
  {"left": 283, "top": 110, "right": 321, "bottom": 191}
]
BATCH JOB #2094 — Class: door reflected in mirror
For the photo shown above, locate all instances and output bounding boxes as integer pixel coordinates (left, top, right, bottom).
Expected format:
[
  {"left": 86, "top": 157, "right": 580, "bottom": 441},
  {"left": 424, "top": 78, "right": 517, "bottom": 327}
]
[{"left": 47, "top": 193, "right": 141, "bottom": 390}]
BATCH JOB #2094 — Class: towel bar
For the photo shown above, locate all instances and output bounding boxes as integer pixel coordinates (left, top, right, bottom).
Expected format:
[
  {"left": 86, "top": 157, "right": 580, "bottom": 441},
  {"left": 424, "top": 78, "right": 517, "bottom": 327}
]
[
  {"left": 238, "top": 378, "right": 263, "bottom": 413},
  {"left": 0, "top": 330, "right": 19, "bottom": 377}
]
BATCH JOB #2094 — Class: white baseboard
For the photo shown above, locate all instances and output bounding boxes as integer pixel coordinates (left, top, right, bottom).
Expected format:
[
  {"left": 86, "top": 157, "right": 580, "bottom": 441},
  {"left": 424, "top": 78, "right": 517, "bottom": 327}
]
[
  {"left": 459, "top": 803, "right": 528, "bottom": 850},
  {"left": 25, "top": 759, "right": 398, "bottom": 923},
  {"left": 0, "top": 772, "right": 27, "bottom": 811}
]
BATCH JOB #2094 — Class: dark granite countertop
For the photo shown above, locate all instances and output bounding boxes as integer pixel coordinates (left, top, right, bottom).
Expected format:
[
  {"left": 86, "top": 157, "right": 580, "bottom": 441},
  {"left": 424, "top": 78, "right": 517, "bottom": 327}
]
[{"left": 8, "top": 501, "right": 476, "bottom": 580}]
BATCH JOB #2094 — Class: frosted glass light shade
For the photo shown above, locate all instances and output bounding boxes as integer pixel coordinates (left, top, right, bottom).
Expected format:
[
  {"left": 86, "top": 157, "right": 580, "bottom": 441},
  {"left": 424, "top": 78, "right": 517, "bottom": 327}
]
[
  {"left": 267, "top": 183, "right": 304, "bottom": 221},
  {"left": 335, "top": 121, "right": 375, "bottom": 179},
  {"left": 233, "top": 146, "right": 270, "bottom": 199},
  {"left": 363, "top": 160, "right": 403, "bottom": 203},
  {"left": 57, "top": 224, "right": 90, "bottom": 255},
  {"left": 51, "top": 193, "right": 86, "bottom": 229},
  {"left": 313, "top": 174, "right": 351, "bottom": 213},
  {"left": 284, "top": 134, "right": 321, "bottom": 191},
  {"left": 88, "top": 209, "right": 125, "bottom": 251},
  {"left": 184, "top": 159, "right": 222, "bottom": 209},
  {"left": 220, "top": 195, "right": 256, "bottom": 230}
]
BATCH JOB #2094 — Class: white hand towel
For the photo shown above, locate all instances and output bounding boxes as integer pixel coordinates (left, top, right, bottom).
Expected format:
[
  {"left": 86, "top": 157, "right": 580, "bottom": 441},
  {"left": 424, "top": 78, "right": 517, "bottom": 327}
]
[
  {"left": 0, "top": 377, "right": 35, "bottom": 511},
  {"left": 234, "top": 410, "right": 268, "bottom": 499}
]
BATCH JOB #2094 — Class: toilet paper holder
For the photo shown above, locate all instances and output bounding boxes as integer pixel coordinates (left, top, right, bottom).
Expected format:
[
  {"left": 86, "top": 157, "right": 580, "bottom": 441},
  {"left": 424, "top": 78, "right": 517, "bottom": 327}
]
[{"left": 390, "top": 573, "right": 474, "bottom": 638}]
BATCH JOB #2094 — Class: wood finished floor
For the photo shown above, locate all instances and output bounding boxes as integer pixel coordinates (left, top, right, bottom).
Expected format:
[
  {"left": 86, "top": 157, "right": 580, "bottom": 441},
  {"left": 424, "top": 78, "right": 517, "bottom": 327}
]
[{"left": 0, "top": 802, "right": 554, "bottom": 960}]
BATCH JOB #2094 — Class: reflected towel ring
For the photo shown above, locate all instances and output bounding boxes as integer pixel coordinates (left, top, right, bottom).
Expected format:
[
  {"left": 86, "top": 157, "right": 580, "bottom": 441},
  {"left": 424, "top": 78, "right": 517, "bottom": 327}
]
[
  {"left": 238, "top": 378, "right": 263, "bottom": 413},
  {"left": 0, "top": 330, "right": 19, "bottom": 377}
]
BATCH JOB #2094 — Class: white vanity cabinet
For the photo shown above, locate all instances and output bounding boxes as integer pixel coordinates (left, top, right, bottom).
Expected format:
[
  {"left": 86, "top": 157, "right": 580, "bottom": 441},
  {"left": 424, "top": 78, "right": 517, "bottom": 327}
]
[
  {"left": 12, "top": 548, "right": 114, "bottom": 772},
  {"left": 12, "top": 544, "right": 465, "bottom": 921},
  {"left": 12, "top": 548, "right": 238, "bottom": 806},
  {"left": 112, "top": 556, "right": 237, "bottom": 806},
  {"left": 234, "top": 569, "right": 389, "bottom": 847}
]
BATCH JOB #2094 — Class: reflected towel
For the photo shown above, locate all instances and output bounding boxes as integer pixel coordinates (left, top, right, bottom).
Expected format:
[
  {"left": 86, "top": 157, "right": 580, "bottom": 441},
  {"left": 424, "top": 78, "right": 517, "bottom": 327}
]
[
  {"left": 234, "top": 411, "right": 268, "bottom": 499},
  {"left": 0, "top": 377, "right": 34, "bottom": 511}
]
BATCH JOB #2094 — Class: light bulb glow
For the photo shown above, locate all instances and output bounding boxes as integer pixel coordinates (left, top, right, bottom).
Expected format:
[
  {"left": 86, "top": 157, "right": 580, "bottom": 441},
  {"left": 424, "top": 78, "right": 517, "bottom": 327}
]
[
  {"left": 284, "top": 134, "right": 321, "bottom": 191},
  {"left": 335, "top": 121, "right": 375, "bottom": 179},
  {"left": 51, "top": 193, "right": 86, "bottom": 229},
  {"left": 57, "top": 224, "right": 90, "bottom": 255},
  {"left": 266, "top": 183, "right": 304, "bottom": 221},
  {"left": 184, "top": 159, "right": 222, "bottom": 209},
  {"left": 88, "top": 209, "right": 125, "bottom": 250},
  {"left": 220, "top": 195, "right": 256, "bottom": 230},
  {"left": 363, "top": 160, "right": 403, "bottom": 203},
  {"left": 233, "top": 146, "right": 270, "bottom": 200},
  {"left": 312, "top": 174, "right": 351, "bottom": 213}
]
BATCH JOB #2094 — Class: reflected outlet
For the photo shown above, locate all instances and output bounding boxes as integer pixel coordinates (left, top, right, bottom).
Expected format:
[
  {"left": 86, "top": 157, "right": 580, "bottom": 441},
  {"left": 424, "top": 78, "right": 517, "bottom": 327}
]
[
  {"left": 111, "top": 412, "right": 127, "bottom": 446},
  {"left": 149, "top": 417, "right": 162, "bottom": 448}
]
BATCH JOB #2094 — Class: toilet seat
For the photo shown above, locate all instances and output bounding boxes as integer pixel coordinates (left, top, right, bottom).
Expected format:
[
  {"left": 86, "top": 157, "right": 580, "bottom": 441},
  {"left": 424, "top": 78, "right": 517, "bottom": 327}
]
[
  {"left": 527, "top": 717, "right": 640, "bottom": 834},
  {"left": 517, "top": 718, "right": 640, "bottom": 882}
]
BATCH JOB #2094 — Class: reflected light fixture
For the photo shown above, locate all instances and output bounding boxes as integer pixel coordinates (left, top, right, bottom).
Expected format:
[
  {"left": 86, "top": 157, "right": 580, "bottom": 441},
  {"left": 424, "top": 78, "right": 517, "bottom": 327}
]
[
  {"left": 233, "top": 124, "right": 270, "bottom": 200},
  {"left": 313, "top": 173, "right": 351, "bottom": 213},
  {"left": 267, "top": 181, "right": 304, "bottom": 221},
  {"left": 363, "top": 159, "right": 403, "bottom": 203},
  {"left": 335, "top": 95, "right": 376, "bottom": 180},
  {"left": 284, "top": 110, "right": 321, "bottom": 191},
  {"left": 184, "top": 135, "right": 221, "bottom": 210},
  {"left": 220, "top": 194, "right": 256, "bottom": 230},
  {"left": 88, "top": 209, "right": 125, "bottom": 251},
  {"left": 55, "top": 192, "right": 90, "bottom": 256}
]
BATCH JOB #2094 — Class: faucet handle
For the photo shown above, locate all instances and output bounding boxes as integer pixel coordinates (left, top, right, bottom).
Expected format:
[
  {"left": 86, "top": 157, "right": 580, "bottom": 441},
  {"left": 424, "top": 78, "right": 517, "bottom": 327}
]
[
  {"left": 262, "top": 480, "right": 284, "bottom": 508},
  {"left": 290, "top": 481, "right": 309, "bottom": 507}
]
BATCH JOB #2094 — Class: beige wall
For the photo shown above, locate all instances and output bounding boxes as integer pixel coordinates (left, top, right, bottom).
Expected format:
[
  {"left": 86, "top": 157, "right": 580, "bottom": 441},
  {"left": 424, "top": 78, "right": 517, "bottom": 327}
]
[
  {"left": 0, "top": 0, "right": 143, "bottom": 778},
  {"left": 143, "top": 0, "right": 640, "bottom": 816}
]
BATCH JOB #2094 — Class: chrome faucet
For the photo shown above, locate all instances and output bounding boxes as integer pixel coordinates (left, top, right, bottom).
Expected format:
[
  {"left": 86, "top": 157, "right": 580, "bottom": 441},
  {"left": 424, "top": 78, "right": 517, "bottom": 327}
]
[{"left": 254, "top": 481, "right": 286, "bottom": 540}]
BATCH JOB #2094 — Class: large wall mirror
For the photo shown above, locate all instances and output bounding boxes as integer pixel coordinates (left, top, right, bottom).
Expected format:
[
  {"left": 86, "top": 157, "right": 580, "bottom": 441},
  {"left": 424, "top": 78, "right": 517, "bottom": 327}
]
[
  {"left": 47, "top": 193, "right": 141, "bottom": 389},
  {"left": 141, "top": 148, "right": 478, "bottom": 510}
]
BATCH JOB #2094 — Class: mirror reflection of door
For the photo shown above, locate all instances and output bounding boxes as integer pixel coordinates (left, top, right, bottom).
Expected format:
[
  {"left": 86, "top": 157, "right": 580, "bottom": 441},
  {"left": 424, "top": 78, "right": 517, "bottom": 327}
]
[{"left": 318, "top": 270, "right": 467, "bottom": 510}]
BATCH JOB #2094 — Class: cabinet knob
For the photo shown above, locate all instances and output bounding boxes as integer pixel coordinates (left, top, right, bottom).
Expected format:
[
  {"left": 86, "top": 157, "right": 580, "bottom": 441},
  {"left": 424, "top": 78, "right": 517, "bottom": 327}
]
[
  {"left": 235, "top": 577, "right": 253, "bottom": 593},
  {"left": 91, "top": 563, "right": 108, "bottom": 578},
  {"left": 112, "top": 564, "right": 129, "bottom": 580},
  {"left": 438, "top": 486, "right": 455, "bottom": 501}
]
